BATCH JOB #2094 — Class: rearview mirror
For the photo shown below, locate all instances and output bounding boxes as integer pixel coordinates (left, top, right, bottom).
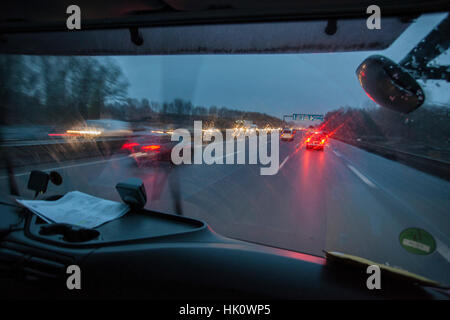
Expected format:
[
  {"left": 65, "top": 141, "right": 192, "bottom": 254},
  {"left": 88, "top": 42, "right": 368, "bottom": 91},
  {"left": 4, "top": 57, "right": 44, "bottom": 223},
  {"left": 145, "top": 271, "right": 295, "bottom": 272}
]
[{"left": 356, "top": 55, "right": 425, "bottom": 114}]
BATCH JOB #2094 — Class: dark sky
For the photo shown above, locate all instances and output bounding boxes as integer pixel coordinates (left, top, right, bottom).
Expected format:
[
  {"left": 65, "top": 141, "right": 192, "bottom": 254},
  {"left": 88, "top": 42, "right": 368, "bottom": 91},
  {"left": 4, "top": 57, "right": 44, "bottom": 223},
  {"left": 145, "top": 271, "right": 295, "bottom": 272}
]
[{"left": 112, "top": 13, "right": 449, "bottom": 119}]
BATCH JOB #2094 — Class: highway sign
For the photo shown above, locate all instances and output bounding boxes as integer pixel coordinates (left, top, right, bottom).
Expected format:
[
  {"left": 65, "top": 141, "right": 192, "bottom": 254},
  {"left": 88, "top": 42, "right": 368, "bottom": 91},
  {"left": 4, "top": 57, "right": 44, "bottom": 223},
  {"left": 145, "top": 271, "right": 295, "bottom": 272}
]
[{"left": 293, "top": 114, "right": 324, "bottom": 121}]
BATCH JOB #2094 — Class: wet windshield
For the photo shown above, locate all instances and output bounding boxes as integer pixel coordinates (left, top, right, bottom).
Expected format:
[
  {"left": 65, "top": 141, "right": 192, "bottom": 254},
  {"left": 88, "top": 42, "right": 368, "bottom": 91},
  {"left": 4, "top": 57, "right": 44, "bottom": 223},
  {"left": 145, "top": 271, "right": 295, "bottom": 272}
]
[{"left": 0, "top": 12, "right": 449, "bottom": 286}]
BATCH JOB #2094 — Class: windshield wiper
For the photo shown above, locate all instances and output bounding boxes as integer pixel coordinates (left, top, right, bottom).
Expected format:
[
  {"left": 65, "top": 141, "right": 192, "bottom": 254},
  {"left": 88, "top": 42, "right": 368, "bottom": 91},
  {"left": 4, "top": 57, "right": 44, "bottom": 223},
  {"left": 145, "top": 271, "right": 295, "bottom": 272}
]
[{"left": 324, "top": 250, "right": 449, "bottom": 290}]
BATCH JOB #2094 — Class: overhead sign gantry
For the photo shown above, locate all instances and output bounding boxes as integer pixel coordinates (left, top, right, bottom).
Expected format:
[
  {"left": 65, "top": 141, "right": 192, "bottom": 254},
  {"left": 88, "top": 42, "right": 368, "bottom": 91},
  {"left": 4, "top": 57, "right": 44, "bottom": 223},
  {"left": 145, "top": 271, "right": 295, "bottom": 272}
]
[{"left": 283, "top": 114, "right": 324, "bottom": 122}]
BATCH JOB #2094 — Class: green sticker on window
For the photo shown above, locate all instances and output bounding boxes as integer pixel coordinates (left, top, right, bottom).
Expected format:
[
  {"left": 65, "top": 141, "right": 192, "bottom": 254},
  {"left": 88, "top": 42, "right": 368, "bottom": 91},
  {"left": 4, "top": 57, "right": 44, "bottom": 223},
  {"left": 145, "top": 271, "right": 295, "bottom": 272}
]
[{"left": 399, "top": 228, "right": 436, "bottom": 255}]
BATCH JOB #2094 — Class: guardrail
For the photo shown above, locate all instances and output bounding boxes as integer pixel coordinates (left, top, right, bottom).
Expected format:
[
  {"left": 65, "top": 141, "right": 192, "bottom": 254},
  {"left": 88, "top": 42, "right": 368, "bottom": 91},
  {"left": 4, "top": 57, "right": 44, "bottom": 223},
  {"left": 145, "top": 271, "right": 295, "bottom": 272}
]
[
  {"left": 0, "top": 129, "right": 274, "bottom": 169},
  {"left": 333, "top": 137, "right": 450, "bottom": 181},
  {"left": 4, "top": 133, "right": 448, "bottom": 182},
  {"left": 0, "top": 138, "right": 130, "bottom": 169}
]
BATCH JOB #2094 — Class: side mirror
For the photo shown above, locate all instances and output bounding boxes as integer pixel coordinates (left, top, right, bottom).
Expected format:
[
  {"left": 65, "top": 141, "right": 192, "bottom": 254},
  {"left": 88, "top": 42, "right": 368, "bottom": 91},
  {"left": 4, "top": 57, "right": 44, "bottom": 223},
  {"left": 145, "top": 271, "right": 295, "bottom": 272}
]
[{"left": 356, "top": 55, "right": 425, "bottom": 113}]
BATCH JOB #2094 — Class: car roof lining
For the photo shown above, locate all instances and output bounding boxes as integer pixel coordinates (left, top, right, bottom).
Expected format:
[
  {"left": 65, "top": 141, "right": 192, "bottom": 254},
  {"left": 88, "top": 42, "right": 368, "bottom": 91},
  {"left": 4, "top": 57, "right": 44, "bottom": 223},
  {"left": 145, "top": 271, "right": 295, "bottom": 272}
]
[{"left": 0, "top": 1, "right": 448, "bottom": 55}]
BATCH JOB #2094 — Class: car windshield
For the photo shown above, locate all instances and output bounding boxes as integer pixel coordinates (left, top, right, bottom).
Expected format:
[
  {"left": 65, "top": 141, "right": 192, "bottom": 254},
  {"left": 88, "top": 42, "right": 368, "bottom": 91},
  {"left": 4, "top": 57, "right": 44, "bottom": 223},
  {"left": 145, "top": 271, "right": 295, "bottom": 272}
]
[{"left": 1, "top": 12, "right": 449, "bottom": 286}]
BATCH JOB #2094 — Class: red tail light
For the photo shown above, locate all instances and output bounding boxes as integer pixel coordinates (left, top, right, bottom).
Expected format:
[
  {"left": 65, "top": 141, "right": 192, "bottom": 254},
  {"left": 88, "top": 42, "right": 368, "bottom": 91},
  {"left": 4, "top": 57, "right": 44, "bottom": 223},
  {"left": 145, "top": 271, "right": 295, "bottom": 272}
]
[
  {"left": 142, "top": 145, "right": 161, "bottom": 151},
  {"left": 122, "top": 142, "right": 140, "bottom": 151},
  {"left": 48, "top": 133, "right": 70, "bottom": 137}
]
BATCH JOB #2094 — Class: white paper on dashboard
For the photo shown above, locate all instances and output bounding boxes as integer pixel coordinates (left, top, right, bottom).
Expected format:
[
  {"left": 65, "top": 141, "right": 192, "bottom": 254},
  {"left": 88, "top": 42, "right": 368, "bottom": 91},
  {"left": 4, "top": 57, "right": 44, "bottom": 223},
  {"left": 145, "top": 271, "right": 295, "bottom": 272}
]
[{"left": 16, "top": 191, "right": 129, "bottom": 229}]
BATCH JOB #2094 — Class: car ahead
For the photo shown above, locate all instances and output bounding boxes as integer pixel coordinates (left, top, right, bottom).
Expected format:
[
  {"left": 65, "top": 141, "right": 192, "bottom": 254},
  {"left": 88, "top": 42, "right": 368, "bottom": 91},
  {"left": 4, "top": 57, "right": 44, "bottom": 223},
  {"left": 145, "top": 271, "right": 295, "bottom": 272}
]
[
  {"left": 121, "top": 133, "right": 176, "bottom": 165},
  {"left": 305, "top": 132, "right": 326, "bottom": 150},
  {"left": 281, "top": 129, "right": 294, "bottom": 141},
  {"left": 65, "top": 119, "right": 133, "bottom": 138}
]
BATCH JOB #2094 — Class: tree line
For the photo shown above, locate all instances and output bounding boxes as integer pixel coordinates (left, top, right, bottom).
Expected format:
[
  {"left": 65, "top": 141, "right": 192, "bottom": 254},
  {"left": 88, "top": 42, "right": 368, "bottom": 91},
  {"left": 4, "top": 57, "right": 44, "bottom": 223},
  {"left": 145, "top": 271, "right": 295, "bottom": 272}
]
[
  {"left": 0, "top": 55, "right": 128, "bottom": 125},
  {"left": 0, "top": 55, "right": 283, "bottom": 129},
  {"left": 322, "top": 104, "right": 450, "bottom": 150}
]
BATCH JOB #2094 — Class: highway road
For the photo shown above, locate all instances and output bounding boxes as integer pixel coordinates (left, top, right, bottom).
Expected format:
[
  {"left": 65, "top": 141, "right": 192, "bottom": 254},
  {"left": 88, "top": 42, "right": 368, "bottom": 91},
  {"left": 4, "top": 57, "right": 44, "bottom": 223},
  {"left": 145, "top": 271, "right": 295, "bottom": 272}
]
[{"left": 1, "top": 131, "right": 449, "bottom": 286}]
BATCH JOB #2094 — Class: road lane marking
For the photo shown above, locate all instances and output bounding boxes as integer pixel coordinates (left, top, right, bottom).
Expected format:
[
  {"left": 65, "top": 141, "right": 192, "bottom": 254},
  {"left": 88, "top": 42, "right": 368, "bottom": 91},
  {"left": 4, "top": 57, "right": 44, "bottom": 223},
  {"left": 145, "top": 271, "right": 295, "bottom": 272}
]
[
  {"left": 279, "top": 156, "right": 290, "bottom": 170},
  {"left": 347, "top": 164, "right": 377, "bottom": 188},
  {"left": 279, "top": 138, "right": 305, "bottom": 170},
  {"left": 333, "top": 149, "right": 342, "bottom": 157},
  {"left": 0, "top": 156, "right": 130, "bottom": 179},
  {"left": 334, "top": 141, "right": 450, "bottom": 262}
]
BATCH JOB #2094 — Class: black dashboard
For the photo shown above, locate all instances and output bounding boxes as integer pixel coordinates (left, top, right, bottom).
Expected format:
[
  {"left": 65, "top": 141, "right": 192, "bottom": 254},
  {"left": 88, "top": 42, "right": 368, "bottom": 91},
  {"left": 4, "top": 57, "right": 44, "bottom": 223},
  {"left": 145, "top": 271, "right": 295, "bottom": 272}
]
[{"left": 0, "top": 200, "right": 447, "bottom": 300}]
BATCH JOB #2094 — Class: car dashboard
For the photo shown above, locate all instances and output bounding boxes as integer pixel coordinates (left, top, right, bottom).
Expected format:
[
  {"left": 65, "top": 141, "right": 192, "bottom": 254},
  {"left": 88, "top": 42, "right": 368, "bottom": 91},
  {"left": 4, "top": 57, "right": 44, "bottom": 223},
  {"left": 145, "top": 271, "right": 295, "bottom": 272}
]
[{"left": 0, "top": 199, "right": 447, "bottom": 300}]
